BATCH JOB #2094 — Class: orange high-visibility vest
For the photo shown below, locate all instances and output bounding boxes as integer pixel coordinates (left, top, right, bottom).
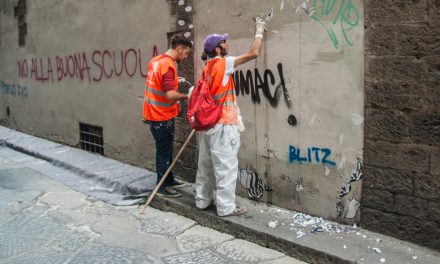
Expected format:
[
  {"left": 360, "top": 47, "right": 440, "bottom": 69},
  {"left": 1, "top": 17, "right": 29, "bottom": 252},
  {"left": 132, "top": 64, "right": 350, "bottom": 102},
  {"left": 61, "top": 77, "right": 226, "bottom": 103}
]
[
  {"left": 204, "top": 58, "right": 238, "bottom": 125},
  {"left": 143, "top": 55, "right": 179, "bottom": 121}
]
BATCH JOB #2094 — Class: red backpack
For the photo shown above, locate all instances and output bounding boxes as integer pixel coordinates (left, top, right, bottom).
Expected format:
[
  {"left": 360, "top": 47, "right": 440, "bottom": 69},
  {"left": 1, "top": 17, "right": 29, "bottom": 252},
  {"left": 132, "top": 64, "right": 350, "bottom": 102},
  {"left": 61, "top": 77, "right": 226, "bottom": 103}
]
[{"left": 187, "top": 59, "right": 226, "bottom": 131}]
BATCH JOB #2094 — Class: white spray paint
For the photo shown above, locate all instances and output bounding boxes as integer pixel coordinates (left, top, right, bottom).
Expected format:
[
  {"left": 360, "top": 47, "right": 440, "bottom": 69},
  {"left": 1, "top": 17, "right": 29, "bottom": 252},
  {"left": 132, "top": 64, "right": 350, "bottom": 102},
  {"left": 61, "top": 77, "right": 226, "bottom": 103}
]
[
  {"left": 185, "top": 6, "right": 192, "bottom": 12},
  {"left": 325, "top": 166, "right": 331, "bottom": 176},
  {"left": 338, "top": 155, "right": 346, "bottom": 169},
  {"left": 178, "top": 0, "right": 185, "bottom": 6},
  {"left": 178, "top": 20, "right": 185, "bottom": 26},
  {"left": 280, "top": 0, "right": 285, "bottom": 11},
  {"left": 350, "top": 113, "right": 364, "bottom": 126},
  {"left": 184, "top": 32, "right": 191, "bottom": 38}
]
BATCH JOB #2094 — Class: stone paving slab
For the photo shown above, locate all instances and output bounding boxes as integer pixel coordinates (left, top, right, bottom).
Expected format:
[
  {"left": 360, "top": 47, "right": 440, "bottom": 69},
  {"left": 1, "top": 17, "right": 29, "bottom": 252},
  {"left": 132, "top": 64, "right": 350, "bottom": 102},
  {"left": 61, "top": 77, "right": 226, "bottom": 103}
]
[
  {"left": 176, "top": 225, "right": 234, "bottom": 252},
  {"left": 0, "top": 126, "right": 155, "bottom": 205},
  {"left": 214, "top": 239, "right": 285, "bottom": 263}
]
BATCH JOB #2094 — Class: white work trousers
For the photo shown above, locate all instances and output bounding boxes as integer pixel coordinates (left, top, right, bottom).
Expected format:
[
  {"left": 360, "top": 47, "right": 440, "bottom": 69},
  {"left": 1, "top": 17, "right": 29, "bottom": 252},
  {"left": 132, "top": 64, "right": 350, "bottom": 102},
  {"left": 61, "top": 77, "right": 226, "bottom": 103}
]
[{"left": 195, "top": 124, "right": 240, "bottom": 216}]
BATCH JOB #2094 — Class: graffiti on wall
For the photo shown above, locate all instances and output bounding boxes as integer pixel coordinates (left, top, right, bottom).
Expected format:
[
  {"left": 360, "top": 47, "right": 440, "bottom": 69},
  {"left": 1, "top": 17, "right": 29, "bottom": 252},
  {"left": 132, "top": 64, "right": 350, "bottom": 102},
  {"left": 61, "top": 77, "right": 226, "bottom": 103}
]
[
  {"left": 338, "top": 158, "right": 362, "bottom": 198},
  {"left": 233, "top": 63, "right": 292, "bottom": 109},
  {"left": 296, "top": 0, "right": 360, "bottom": 49},
  {"left": 17, "top": 47, "right": 158, "bottom": 83},
  {"left": 0, "top": 81, "right": 28, "bottom": 97},
  {"left": 238, "top": 165, "right": 273, "bottom": 200},
  {"left": 289, "top": 145, "right": 336, "bottom": 166}
]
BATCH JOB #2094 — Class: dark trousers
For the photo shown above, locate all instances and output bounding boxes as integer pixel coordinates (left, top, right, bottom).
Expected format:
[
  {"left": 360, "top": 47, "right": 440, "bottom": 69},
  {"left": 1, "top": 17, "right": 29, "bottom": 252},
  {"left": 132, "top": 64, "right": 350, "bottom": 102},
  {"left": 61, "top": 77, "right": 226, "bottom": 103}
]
[{"left": 149, "top": 119, "right": 175, "bottom": 190}]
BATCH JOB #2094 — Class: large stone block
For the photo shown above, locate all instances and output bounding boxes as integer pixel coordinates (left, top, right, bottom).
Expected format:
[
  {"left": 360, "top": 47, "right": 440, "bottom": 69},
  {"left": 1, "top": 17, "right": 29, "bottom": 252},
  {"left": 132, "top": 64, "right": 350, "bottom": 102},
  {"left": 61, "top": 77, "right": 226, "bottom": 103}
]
[
  {"left": 414, "top": 173, "right": 440, "bottom": 201},
  {"left": 364, "top": 140, "right": 430, "bottom": 172},
  {"left": 393, "top": 194, "right": 428, "bottom": 218},
  {"left": 410, "top": 113, "right": 440, "bottom": 145},
  {"left": 431, "top": 149, "right": 440, "bottom": 175},
  {"left": 365, "top": 0, "right": 428, "bottom": 24},
  {"left": 423, "top": 56, "right": 440, "bottom": 81},
  {"left": 397, "top": 22, "right": 440, "bottom": 56},
  {"left": 174, "top": 162, "right": 196, "bottom": 183},
  {"left": 365, "top": 56, "right": 423, "bottom": 83},
  {"left": 362, "top": 188, "right": 394, "bottom": 212},
  {"left": 365, "top": 81, "right": 440, "bottom": 112},
  {"left": 365, "top": 24, "right": 397, "bottom": 55},
  {"left": 364, "top": 108, "right": 410, "bottom": 142},
  {"left": 361, "top": 207, "right": 440, "bottom": 250},
  {"left": 174, "top": 141, "right": 198, "bottom": 169},
  {"left": 429, "top": 0, "right": 440, "bottom": 19},
  {"left": 427, "top": 200, "right": 440, "bottom": 223},
  {"left": 363, "top": 166, "right": 413, "bottom": 195}
]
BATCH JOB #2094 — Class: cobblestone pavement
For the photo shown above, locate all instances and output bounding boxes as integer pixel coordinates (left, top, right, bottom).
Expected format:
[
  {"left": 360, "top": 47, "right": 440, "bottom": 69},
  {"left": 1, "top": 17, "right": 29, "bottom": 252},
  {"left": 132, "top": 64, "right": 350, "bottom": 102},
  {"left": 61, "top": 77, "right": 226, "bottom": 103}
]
[{"left": 0, "top": 148, "right": 306, "bottom": 264}]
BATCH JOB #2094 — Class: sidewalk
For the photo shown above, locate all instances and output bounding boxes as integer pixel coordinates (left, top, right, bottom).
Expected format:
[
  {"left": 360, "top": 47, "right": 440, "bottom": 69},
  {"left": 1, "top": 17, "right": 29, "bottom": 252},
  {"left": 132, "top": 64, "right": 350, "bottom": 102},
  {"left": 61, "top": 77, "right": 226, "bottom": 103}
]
[{"left": 1, "top": 125, "right": 439, "bottom": 264}]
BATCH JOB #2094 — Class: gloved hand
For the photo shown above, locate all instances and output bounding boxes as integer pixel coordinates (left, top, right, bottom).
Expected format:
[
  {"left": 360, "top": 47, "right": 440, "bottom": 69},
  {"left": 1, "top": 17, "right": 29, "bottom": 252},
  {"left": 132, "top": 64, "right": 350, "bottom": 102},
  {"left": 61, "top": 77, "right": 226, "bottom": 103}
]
[
  {"left": 178, "top": 77, "right": 186, "bottom": 83},
  {"left": 187, "top": 85, "right": 194, "bottom": 98},
  {"left": 237, "top": 113, "right": 245, "bottom": 133},
  {"left": 255, "top": 17, "right": 267, "bottom": 39}
]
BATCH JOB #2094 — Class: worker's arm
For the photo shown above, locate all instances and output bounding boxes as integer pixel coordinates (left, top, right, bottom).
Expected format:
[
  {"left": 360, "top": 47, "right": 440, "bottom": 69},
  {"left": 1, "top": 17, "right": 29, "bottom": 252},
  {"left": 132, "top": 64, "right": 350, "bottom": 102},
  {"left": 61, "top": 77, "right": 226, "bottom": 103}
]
[
  {"left": 234, "top": 18, "right": 267, "bottom": 67},
  {"left": 165, "top": 90, "right": 188, "bottom": 100}
]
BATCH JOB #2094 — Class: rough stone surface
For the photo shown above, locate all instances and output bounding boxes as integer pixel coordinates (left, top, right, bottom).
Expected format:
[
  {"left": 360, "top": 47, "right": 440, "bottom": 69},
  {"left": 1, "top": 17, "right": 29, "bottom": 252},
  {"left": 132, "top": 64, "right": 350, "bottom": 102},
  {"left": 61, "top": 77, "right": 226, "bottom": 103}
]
[
  {"left": 364, "top": 24, "right": 396, "bottom": 55},
  {"left": 365, "top": 0, "right": 428, "bottom": 24},
  {"left": 214, "top": 239, "right": 285, "bottom": 263},
  {"left": 361, "top": 188, "right": 394, "bottom": 213},
  {"left": 364, "top": 0, "right": 440, "bottom": 250},
  {"left": 362, "top": 166, "right": 413, "bottom": 195},
  {"left": 364, "top": 140, "right": 430, "bottom": 172},
  {"left": 413, "top": 173, "right": 440, "bottom": 201},
  {"left": 176, "top": 225, "right": 233, "bottom": 252},
  {"left": 364, "top": 108, "right": 411, "bottom": 141}
]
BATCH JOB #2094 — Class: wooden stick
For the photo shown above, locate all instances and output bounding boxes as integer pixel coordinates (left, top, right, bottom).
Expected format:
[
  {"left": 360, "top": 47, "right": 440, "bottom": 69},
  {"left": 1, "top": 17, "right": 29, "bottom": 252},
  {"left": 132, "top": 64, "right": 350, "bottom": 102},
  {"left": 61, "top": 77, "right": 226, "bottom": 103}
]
[{"left": 140, "top": 129, "right": 196, "bottom": 214}]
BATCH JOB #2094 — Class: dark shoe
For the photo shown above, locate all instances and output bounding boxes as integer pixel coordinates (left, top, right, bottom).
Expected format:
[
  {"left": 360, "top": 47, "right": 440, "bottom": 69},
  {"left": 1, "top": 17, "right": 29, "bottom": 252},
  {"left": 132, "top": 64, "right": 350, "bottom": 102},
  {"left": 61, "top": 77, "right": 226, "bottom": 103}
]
[
  {"left": 170, "top": 178, "right": 186, "bottom": 188},
  {"left": 220, "top": 205, "right": 248, "bottom": 217},
  {"left": 156, "top": 187, "right": 182, "bottom": 198}
]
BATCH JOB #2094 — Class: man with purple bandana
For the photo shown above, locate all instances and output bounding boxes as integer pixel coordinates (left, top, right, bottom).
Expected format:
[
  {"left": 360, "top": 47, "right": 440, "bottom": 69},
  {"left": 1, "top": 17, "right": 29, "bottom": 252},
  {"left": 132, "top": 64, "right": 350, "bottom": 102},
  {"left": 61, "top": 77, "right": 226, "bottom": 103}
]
[{"left": 194, "top": 17, "right": 268, "bottom": 217}]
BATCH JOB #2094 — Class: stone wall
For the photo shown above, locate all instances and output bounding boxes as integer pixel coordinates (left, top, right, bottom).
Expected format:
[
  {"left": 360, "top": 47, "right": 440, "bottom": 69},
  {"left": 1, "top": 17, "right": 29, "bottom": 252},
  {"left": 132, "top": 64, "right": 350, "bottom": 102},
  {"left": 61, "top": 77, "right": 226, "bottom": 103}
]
[{"left": 362, "top": 0, "right": 440, "bottom": 250}]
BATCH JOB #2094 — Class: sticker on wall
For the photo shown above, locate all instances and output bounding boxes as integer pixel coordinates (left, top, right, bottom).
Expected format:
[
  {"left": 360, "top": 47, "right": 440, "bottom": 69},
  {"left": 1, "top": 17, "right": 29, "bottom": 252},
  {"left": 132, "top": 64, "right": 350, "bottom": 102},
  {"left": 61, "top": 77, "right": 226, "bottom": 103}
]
[
  {"left": 342, "top": 194, "right": 360, "bottom": 219},
  {"left": 238, "top": 165, "right": 273, "bottom": 200},
  {"left": 296, "top": 178, "right": 305, "bottom": 192}
]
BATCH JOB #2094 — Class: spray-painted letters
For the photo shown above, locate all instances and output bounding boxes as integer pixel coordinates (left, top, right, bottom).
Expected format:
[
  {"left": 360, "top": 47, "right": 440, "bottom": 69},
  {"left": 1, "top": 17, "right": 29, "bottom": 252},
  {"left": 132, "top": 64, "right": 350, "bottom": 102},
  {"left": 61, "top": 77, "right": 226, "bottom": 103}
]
[
  {"left": 233, "top": 63, "right": 292, "bottom": 108},
  {"left": 310, "top": 0, "right": 360, "bottom": 49},
  {"left": 0, "top": 81, "right": 28, "bottom": 97},
  {"left": 17, "top": 48, "right": 154, "bottom": 83},
  {"left": 289, "top": 145, "right": 336, "bottom": 166}
]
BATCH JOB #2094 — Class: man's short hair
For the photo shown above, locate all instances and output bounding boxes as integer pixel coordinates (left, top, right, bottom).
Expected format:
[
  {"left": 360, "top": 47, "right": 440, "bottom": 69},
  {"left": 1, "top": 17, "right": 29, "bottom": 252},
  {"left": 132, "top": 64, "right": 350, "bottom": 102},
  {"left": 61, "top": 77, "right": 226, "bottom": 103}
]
[{"left": 171, "top": 36, "right": 193, "bottom": 49}]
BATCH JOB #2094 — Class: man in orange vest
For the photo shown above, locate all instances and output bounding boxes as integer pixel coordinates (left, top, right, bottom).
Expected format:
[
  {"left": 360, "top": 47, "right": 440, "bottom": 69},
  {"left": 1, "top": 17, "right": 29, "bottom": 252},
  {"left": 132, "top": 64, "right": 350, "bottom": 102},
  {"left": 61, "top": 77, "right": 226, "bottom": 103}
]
[
  {"left": 143, "top": 36, "right": 192, "bottom": 197},
  {"left": 195, "top": 18, "right": 268, "bottom": 216}
]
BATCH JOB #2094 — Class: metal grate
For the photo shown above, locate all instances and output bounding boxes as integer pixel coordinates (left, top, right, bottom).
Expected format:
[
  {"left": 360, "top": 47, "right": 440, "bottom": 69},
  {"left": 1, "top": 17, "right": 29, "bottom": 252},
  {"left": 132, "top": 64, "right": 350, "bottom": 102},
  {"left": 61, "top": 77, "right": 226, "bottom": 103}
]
[{"left": 79, "top": 123, "right": 104, "bottom": 155}]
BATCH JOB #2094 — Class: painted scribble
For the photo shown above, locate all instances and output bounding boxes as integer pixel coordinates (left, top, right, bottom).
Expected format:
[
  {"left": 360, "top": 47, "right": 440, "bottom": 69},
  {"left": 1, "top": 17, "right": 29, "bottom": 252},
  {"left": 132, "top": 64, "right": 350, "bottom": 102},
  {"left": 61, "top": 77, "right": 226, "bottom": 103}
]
[
  {"left": 238, "top": 165, "right": 273, "bottom": 200},
  {"left": 338, "top": 158, "right": 363, "bottom": 198},
  {"left": 296, "top": 0, "right": 360, "bottom": 49}
]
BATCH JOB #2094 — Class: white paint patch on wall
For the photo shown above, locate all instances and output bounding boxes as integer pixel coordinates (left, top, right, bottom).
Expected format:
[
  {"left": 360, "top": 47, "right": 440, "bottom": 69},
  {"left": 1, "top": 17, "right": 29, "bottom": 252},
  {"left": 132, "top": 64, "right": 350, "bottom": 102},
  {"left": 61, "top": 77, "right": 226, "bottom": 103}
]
[
  {"left": 350, "top": 113, "right": 364, "bottom": 126},
  {"left": 339, "top": 155, "right": 347, "bottom": 170}
]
